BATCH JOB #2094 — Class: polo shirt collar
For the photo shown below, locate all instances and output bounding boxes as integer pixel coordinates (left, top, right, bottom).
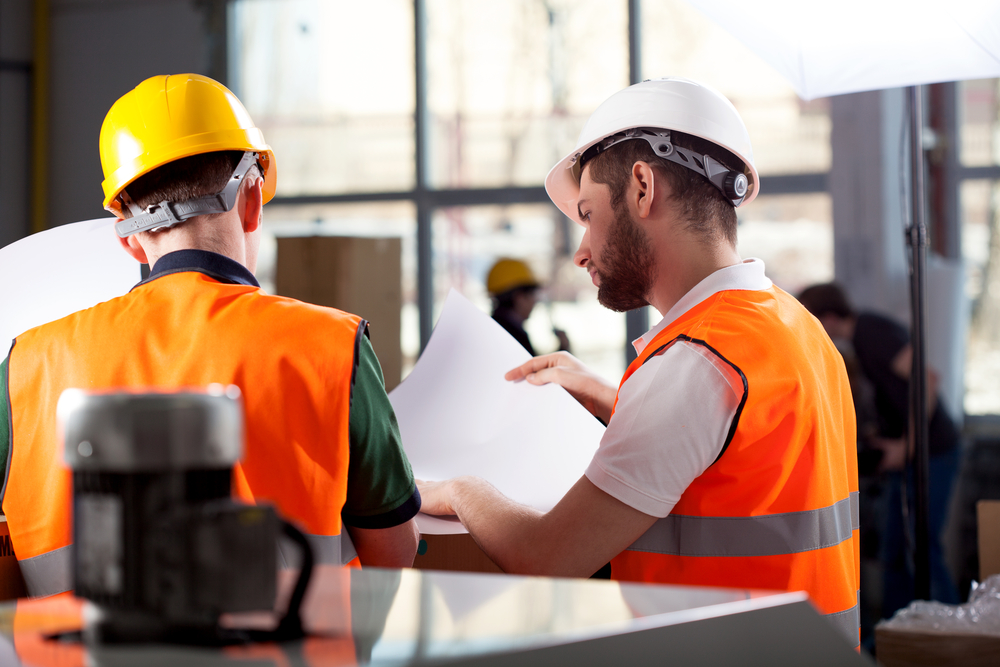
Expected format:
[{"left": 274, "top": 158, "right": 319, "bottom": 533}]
[
  {"left": 631, "top": 258, "right": 773, "bottom": 355},
  {"left": 143, "top": 249, "right": 260, "bottom": 288}
]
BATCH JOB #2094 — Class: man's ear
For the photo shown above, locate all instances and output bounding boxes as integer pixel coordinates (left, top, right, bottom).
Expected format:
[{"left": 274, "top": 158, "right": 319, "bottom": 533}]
[
  {"left": 116, "top": 227, "right": 149, "bottom": 264},
  {"left": 240, "top": 178, "right": 263, "bottom": 234},
  {"left": 631, "top": 161, "right": 656, "bottom": 219}
]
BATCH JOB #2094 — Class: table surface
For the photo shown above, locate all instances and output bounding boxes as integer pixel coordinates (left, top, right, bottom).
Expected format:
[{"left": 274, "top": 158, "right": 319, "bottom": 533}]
[{"left": 1, "top": 565, "right": 871, "bottom": 666}]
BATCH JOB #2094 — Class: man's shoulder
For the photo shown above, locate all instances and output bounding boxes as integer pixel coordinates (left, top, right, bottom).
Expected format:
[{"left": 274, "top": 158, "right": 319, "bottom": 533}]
[{"left": 235, "top": 289, "right": 361, "bottom": 322}]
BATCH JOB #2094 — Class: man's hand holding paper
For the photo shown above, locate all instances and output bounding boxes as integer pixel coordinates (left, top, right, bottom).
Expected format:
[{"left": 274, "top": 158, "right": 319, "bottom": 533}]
[{"left": 505, "top": 351, "right": 617, "bottom": 425}]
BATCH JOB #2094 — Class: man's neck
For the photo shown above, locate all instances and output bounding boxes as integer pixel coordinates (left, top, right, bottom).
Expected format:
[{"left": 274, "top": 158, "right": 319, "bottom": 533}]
[
  {"left": 143, "top": 217, "right": 247, "bottom": 272},
  {"left": 647, "top": 239, "right": 742, "bottom": 316}
]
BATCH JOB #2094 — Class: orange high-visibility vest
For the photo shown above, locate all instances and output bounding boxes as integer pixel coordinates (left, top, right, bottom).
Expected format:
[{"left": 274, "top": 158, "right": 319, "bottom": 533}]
[
  {"left": 609, "top": 286, "right": 860, "bottom": 645},
  {"left": 3, "top": 269, "right": 364, "bottom": 597}
]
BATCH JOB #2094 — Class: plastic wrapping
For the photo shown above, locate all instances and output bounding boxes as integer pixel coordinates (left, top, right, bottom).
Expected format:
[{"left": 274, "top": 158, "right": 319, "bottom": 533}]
[{"left": 878, "top": 574, "right": 1000, "bottom": 636}]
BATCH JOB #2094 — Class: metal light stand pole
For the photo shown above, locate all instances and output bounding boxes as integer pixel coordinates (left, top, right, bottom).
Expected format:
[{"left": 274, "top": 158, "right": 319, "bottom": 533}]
[
  {"left": 906, "top": 84, "right": 932, "bottom": 601},
  {"left": 624, "top": 0, "right": 648, "bottom": 365}
]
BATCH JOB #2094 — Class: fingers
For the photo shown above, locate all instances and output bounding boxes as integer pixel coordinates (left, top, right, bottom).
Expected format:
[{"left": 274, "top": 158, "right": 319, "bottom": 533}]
[
  {"left": 505, "top": 351, "right": 580, "bottom": 381},
  {"left": 523, "top": 366, "right": 564, "bottom": 387},
  {"left": 505, "top": 354, "right": 559, "bottom": 381}
]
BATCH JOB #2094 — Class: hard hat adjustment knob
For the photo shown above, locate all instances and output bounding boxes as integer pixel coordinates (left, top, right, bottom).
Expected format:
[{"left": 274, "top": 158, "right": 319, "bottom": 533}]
[{"left": 724, "top": 172, "right": 749, "bottom": 200}]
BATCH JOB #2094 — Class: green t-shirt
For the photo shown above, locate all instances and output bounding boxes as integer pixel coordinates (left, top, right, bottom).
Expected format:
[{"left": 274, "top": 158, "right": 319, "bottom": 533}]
[{"left": 0, "top": 335, "right": 417, "bottom": 528}]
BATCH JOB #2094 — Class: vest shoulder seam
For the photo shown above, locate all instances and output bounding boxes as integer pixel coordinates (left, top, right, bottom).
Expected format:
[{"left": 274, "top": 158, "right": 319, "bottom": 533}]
[{"left": 642, "top": 334, "right": 748, "bottom": 465}]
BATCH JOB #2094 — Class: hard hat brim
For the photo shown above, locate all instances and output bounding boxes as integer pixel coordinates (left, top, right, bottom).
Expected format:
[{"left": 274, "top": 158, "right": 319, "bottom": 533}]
[
  {"left": 544, "top": 132, "right": 760, "bottom": 225},
  {"left": 102, "top": 131, "right": 276, "bottom": 213},
  {"left": 544, "top": 78, "right": 760, "bottom": 224}
]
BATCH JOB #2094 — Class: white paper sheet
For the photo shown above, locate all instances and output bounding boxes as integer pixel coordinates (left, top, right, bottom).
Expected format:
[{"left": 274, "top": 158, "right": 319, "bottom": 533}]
[
  {"left": 0, "top": 218, "right": 140, "bottom": 352},
  {"left": 390, "top": 289, "right": 605, "bottom": 535}
]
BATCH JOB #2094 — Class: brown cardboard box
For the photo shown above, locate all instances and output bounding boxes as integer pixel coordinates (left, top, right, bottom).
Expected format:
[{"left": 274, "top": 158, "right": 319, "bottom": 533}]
[
  {"left": 875, "top": 501, "right": 1000, "bottom": 666},
  {"left": 0, "top": 517, "right": 27, "bottom": 600},
  {"left": 412, "top": 533, "right": 502, "bottom": 574},
  {"left": 276, "top": 236, "right": 403, "bottom": 390},
  {"left": 978, "top": 500, "right": 1000, "bottom": 581},
  {"left": 875, "top": 627, "right": 1000, "bottom": 667}
]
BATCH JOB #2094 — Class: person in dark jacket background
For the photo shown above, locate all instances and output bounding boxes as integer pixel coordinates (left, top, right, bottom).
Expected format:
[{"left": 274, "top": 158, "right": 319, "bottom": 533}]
[{"left": 487, "top": 258, "right": 569, "bottom": 355}]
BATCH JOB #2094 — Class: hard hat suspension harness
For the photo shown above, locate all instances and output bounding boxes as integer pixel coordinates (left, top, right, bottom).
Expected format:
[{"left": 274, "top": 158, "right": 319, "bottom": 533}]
[
  {"left": 114, "top": 151, "right": 261, "bottom": 238},
  {"left": 574, "top": 128, "right": 750, "bottom": 207}
]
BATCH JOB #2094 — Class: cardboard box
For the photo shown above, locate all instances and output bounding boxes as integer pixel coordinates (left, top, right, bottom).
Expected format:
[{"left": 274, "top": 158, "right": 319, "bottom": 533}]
[
  {"left": 875, "top": 502, "right": 1000, "bottom": 666},
  {"left": 0, "top": 517, "right": 27, "bottom": 600},
  {"left": 875, "top": 626, "right": 1000, "bottom": 667},
  {"left": 412, "top": 533, "right": 502, "bottom": 574},
  {"left": 978, "top": 500, "right": 1000, "bottom": 581},
  {"left": 276, "top": 236, "right": 403, "bottom": 390}
]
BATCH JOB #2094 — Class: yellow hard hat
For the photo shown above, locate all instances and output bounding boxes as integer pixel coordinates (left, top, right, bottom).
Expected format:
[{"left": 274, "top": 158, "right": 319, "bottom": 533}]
[
  {"left": 487, "top": 258, "right": 539, "bottom": 296},
  {"left": 100, "top": 73, "right": 276, "bottom": 216}
]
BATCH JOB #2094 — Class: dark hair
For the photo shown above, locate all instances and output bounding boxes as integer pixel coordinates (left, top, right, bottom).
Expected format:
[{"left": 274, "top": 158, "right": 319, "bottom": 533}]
[
  {"left": 121, "top": 150, "right": 245, "bottom": 218},
  {"left": 585, "top": 132, "right": 739, "bottom": 246},
  {"left": 797, "top": 282, "right": 855, "bottom": 319},
  {"left": 494, "top": 285, "right": 538, "bottom": 310}
]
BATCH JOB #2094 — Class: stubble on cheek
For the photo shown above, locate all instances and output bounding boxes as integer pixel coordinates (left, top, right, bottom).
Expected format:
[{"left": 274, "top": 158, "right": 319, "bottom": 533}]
[{"left": 595, "top": 205, "right": 656, "bottom": 312}]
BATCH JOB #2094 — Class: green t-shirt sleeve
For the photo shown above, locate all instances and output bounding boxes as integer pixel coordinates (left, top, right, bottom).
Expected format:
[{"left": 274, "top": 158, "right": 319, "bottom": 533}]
[
  {"left": 0, "top": 355, "right": 9, "bottom": 503},
  {"left": 342, "top": 333, "right": 420, "bottom": 528}
]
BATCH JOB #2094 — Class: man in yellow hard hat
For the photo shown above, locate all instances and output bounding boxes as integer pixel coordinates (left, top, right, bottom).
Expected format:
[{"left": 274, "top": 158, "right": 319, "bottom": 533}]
[
  {"left": 0, "top": 74, "right": 420, "bottom": 597},
  {"left": 486, "top": 258, "right": 570, "bottom": 356}
]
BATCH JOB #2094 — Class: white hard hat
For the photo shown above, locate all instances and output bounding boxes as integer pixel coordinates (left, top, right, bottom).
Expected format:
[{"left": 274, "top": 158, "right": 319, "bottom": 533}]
[{"left": 545, "top": 77, "right": 759, "bottom": 223}]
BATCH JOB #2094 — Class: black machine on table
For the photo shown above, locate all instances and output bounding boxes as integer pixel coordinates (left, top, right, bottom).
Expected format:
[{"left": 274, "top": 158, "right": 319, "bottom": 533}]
[{"left": 59, "top": 387, "right": 313, "bottom": 645}]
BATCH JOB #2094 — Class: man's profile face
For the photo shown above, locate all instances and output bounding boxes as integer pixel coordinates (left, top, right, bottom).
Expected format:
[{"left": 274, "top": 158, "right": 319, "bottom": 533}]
[{"left": 575, "top": 166, "right": 655, "bottom": 312}]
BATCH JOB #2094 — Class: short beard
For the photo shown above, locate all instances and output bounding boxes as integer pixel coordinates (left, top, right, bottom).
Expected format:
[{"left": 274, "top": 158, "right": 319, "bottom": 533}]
[{"left": 595, "top": 203, "right": 656, "bottom": 312}]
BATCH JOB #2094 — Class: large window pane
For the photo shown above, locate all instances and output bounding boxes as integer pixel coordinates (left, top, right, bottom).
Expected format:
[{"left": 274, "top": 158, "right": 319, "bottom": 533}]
[
  {"left": 432, "top": 204, "right": 626, "bottom": 383},
  {"left": 641, "top": 0, "right": 831, "bottom": 176},
  {"left": 960, "top": 79, "right": 1000, "bottom": 168},
  {"left": 426, "top": 0, "right": 629, "bottom": 189},
  {"left": 736, "top": 193, "right": 833, "bottom": 294},
  {"left": 962, "top": 179, "right": 1000, "bottom": 415},
  {"left": 232, "top": 0, "right": 415, "bottom": 195}
]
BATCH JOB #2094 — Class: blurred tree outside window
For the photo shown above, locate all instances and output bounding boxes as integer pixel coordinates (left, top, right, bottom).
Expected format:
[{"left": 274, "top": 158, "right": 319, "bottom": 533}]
[{"left": 959, "top": 79, "right": 1000, "bottom": 415}]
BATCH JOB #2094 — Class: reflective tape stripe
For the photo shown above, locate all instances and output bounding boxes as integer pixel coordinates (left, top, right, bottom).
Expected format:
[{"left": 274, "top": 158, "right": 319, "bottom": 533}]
[
  {"left": 826, "top": 592, "right": 861, "bottom": 647},
  {"left": 627, "top": 492, "right": 859, "bottom": 557},
  {"left": 309, "top": 530, "right": 357, "bottom": 565},
  {"left": 20, "top": 545, "right": 73, "bottom": 598},
  {"left": 279, "top": 530, "right": 357, "bottom": 568}
]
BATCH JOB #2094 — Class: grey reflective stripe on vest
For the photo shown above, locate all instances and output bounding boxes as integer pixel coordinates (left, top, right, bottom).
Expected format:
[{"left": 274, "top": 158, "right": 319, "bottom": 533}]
[
  {"left": 20, "top": 545, "right": 73, "bottom": 598},
  {"left": 309, "top": 530, "right": 357, "bottom": 565},
  {"left": 826, "top": 592, "right": 861, "bottom": 647},
  {"left": 627, "top": 491, "right": 860, "bottom": 557},
  {"left": 279, "top": 530, "right": 357, "bottom": 568}
]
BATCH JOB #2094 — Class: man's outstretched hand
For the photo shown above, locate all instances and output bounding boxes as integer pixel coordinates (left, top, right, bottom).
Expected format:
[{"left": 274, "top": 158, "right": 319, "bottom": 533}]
[
  {"left": 415, "top": 478, "right": 459, "bottom": 516},
  {"left": 505, "top": 351, "right": 616, "bottom": 424}
]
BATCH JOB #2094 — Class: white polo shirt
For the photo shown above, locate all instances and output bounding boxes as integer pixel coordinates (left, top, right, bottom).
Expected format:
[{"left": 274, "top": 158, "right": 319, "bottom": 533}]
[{"left": 584, "top": 259, "right": 773, "bottom": 518}]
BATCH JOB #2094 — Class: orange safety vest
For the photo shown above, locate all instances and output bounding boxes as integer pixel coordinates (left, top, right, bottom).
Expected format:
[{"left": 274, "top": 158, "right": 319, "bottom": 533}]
[
  {"left": 3, "top": 269, "right": 365, "bottom": 597},
  {"left": 609, "top": 286, "right": 860, "bottom": 646}
]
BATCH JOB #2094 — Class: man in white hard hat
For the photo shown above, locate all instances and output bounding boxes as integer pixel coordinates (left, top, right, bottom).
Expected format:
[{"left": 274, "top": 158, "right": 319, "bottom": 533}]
[{"left": 419, "top": 78, "right": 860, "bottom": 646}]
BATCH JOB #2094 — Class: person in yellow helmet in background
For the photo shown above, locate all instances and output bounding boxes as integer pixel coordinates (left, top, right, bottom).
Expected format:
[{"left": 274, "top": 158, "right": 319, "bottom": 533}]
[
  {"left": 0, "top": 74, "right": 420, "bottom": 598},
  {"left": 487, "top": 258, "right": 570, "bottom": 356}
]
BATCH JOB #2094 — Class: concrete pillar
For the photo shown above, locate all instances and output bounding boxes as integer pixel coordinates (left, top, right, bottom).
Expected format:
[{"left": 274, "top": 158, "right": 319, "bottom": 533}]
[
  {"left": 44, "top": 0, "right": 224, "bottom": 228},
  {"left": 0, "top": 0, "right": 34, "bottom": 248},
  {"left": 831, "top": 88, "right": 967, "bottom": 421},
  {"left": 830, "top": 88, "right": 911, "bottom": 323}
]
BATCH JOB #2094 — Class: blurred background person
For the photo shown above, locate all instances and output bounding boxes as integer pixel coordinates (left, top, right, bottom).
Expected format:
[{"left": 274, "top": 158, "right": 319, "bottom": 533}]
[
  {"left": 487, "top": 258, "right": 571, "bottom": 356},
  {"left": 798, "top": 283, "right": 961, "bottom": 629}
]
